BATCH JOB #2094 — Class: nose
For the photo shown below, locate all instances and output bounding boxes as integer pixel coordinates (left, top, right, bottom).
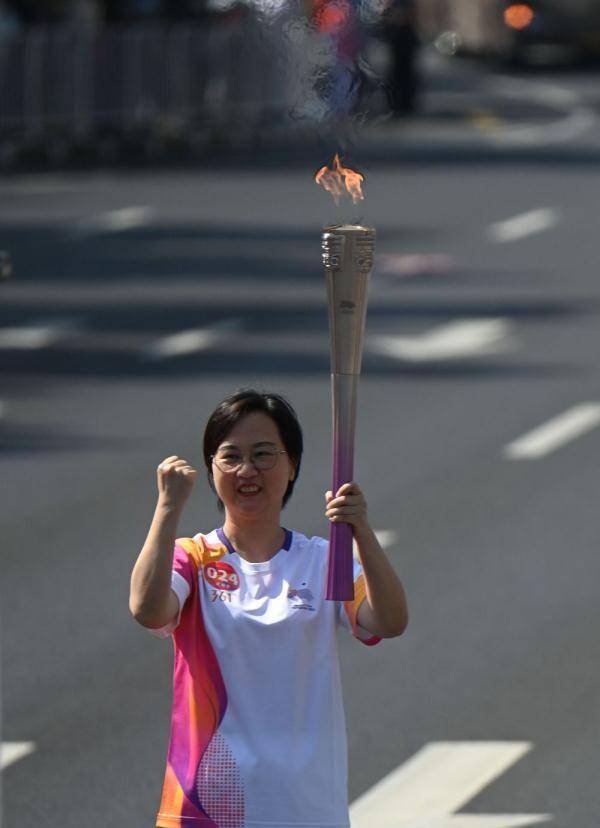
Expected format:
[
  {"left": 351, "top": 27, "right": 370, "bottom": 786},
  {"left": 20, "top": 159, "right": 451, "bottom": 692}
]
[{"left": 238, "top": 459, "right": 257, "bottom": 477}]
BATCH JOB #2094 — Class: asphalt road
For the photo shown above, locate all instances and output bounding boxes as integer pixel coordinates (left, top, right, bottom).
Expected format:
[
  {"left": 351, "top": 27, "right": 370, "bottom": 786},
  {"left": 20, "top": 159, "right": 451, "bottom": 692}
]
[{"left": 2, "top": 52, "right": 600, "bottom": 827}]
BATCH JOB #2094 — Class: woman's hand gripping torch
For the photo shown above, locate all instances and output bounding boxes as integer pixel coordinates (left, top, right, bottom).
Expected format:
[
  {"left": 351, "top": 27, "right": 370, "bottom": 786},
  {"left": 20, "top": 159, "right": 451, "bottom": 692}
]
[{"left": 322, "top": 224, "right": 375, "bottom": 600}]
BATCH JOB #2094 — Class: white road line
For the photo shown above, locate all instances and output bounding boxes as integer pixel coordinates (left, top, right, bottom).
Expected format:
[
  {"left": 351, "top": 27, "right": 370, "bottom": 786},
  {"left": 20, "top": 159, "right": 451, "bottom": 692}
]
[
  {"left": 0, "top": 318, "right": 81, "bottom": 350},
  {"left": 486, "top": 76, "right": 597, "bottom": 148},
  {"left": 489, "top": 107, "right": 596, "bottom": 148},
  {"left": 488, "top": 207, "right": 559, "bottom": 243},
  {"left": 74, "top": 206, "right": 153, "bottom": 236},
  {"left": 369, "top": 319, "right": 513, "bottom": 363},
  {"left": 374, "top": 529, "right": 398, "bottom": 550},
  {"left": 354, "top": 530, "right": 397, "bottom": 560},
  {"left": 488, "top": 208, "right": 559, "bottom": 243},
  {"left": 1, "top": 742, "right": 36, "bottom": 770},
  {"left": 504, "top": 403, "right": 600, "bottom": 460},
  {"left": 366, "top": 818, "right": 549, "bottom": 827},
  {"left": 377, "top": 253, "right": 457, "bottom": 278},
  {"left": 350, "top": 741, "right": 550, "bottom": 828},
  {"left": 490, "top": 77, "right": 580, "bottom": 109},
  {"left": 142, "top": 319, "right": 242, "bottom": 360},
  {"left": 0, "top": 326, "right": 62, "bottom": 350}
]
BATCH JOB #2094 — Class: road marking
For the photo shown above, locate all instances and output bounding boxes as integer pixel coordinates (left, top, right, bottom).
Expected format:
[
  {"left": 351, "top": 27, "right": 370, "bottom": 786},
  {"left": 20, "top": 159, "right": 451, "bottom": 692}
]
[
  {"left": 350, "top": 741, "right": 550, "bottom": 828},
  {"left": 504, "top": 403, "right": 600, "bottom": 460},
  {"left": 491, "top": 78, "right": 579, "bottom": 109},
  {"left": 374, "top": 529, "right": 398, "bottom": 550},
  {"left": 486, "top": 77, "right": 596, "bottom": 147},
  {"left": 74, "top": 206, "right": 153, "bottom": 236},
  {"left": 0, "top": 317, "right": 81, "bottom": 350},
  {"left": 1, "top": 742, "right": 36, "bottom": 770},
  {"left": 488, "top": 209, "right": 559, "bottom": 243},
  {"left": 369, "top": 319, "right": 513, "bottom": 363},
  {"left": 490, "top": 108, "right": 596, "bottom": 148},
  {"left": 354, "top": 530, "right": 397, "bottom": 560},
  {"left": 142, "top": 318, "right": 241, "bottom": 360},
  {"left": 377, "top": 253, "right": 456, "bottom": 278}
]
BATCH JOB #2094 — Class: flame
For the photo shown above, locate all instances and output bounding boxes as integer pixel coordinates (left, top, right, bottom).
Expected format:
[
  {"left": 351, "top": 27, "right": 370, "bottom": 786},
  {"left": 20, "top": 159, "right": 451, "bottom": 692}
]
[{"left": 315, "top": 154, "right": 364, "bottom": 205}]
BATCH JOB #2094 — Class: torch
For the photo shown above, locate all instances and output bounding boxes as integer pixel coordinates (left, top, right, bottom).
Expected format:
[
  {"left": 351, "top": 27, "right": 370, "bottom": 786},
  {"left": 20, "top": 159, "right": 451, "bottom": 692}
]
[{"left": 316, "top": 157, "right": 375, "bottom": 601}]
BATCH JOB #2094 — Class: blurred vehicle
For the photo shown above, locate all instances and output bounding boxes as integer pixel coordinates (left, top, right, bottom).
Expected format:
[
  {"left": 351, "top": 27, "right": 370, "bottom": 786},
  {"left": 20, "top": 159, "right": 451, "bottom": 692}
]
[{"left": 419, "top": 0, "right": 600, "bottom": 66}]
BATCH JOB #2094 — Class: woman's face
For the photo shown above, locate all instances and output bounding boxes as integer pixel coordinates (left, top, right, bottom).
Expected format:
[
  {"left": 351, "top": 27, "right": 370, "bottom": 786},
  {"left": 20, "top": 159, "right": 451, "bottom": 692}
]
[{"left": 212, "top": 412, "right": 296, "bottom": 523}]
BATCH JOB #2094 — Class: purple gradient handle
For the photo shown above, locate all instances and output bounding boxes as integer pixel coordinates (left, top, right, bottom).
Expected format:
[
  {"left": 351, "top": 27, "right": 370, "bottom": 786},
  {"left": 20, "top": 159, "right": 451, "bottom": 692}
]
[
  {"left": 322, "top": 225, "right": 374, "bottom": 602},
  {"left": 326, "top": 373, "right": 357, "bottom": 601}
]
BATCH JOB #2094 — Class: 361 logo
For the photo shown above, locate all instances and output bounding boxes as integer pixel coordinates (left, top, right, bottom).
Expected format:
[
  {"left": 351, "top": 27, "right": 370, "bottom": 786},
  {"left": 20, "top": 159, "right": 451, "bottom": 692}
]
[{"left": 204, "top": 562, "right": 240, "bottom": 592}]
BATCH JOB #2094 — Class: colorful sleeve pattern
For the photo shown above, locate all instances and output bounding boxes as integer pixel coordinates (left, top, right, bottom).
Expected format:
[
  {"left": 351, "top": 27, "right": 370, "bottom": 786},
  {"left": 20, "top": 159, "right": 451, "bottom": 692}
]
[
  {"left": 156, "top": 537, "right": 245, "bottom": 827},
  {"left": 343, "top": 572, "right": 381, "bottom": 647}
]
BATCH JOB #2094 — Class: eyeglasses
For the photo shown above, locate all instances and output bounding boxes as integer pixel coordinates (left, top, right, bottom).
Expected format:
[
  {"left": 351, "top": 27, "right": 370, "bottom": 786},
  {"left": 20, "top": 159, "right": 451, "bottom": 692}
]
[{"left": 211, "top": 447, "right": 287, "bottom": 473}]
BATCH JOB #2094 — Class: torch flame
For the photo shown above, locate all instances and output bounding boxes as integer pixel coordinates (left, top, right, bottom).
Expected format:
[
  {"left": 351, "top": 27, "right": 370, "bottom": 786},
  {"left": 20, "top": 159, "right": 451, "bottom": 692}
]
[{"left": 315, "top": 154, "right": 364, "bottom": 205}]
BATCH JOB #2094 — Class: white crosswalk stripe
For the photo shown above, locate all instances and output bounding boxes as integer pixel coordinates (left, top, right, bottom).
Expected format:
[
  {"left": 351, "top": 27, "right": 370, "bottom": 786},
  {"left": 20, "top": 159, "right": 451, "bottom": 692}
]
[
  {"left": 369, "top": 319, "right": 513, "bottom": 362},
  {"left": 0, "top": 318, "right": 82, "bottom": 350},
  {"left": 488, "top": 208, "right": 559, "bottom": 243},
  {"left": 504, "top": 403, "right": 600, "bottom": 459},
  {"left": 142, "top": 319, "right": 242, "bottom": 360},
  {"left": 73, "top": 206, "right": 153, "bottom": 236},
  {"left": 1, "top": 742, "right": 36, "bottom": 771},
  {"left": 350, "top": 742, "right": 550, "bottom": 828}
]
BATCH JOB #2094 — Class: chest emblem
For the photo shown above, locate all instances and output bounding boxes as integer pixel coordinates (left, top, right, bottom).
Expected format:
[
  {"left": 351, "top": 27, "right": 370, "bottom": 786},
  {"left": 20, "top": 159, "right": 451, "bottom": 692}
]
[
  {"left": 204, "top": 561, "right": 240, "bottom": 592},
  {"left": 287, "top": 585, "right": 316, "bottom": 612}
]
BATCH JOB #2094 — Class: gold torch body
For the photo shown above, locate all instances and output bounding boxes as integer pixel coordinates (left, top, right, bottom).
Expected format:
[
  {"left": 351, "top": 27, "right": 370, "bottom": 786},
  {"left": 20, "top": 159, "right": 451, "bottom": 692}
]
[{"left": 322, "top": 224, "right": 375, "bottom": 601}]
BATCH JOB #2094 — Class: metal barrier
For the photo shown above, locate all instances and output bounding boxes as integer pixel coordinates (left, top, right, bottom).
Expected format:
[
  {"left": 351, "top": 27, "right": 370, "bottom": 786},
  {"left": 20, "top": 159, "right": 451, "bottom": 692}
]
[{"left": 0, "top": 20, "right": 296, "bottom": 157}]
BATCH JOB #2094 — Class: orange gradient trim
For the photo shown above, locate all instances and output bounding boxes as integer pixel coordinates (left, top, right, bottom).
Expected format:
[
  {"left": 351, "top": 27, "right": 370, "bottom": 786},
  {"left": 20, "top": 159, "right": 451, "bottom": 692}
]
[
  {"left": 176, "top": 535, "right": 227, "bottom": 567},
  {"left": 504, "top": 4, "right": 534, "bottom": 30},
  {"left": 156, "top": 763, "right": 185, "bottom": 827},
  {"left": 343, "top": 574, "right": 380, "bottom": 645}
]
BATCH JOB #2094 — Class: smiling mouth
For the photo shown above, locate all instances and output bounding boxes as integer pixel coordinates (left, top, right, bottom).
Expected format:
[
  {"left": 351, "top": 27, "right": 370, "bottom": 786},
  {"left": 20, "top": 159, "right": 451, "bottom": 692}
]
[{"left": 238, "top": 486, "right": 261, "bottom": 495}]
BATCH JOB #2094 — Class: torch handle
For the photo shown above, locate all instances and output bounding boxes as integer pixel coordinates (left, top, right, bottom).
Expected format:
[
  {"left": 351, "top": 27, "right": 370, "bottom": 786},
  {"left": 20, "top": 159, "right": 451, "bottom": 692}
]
[{"left": 326, "top": 372, "right": 358, "bottom": 601}]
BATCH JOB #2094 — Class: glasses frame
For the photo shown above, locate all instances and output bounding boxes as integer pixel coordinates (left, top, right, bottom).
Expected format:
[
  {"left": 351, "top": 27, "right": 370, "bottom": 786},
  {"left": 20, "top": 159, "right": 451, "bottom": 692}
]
[{"left": 211, "top": 448, "right": 288, "bottom": 474}]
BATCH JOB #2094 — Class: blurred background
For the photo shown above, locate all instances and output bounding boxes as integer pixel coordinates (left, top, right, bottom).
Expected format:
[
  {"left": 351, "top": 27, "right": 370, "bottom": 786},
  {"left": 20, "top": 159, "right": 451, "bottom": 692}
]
[
  {"left": 2, "top": 1, "right": 600, "bottom": 827},
  {"left": 1, "top": 0, "right": 600, "bottom": 165}
]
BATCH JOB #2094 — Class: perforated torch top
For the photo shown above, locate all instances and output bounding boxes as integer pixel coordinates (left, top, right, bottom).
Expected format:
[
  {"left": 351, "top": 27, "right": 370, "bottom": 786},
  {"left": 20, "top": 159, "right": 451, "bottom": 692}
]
[
  {"left": 323, "top": 224, "right": 375, "bottom": 234},
  {"left": 322, "top": 226, "right": 375, "bottom": 375}
]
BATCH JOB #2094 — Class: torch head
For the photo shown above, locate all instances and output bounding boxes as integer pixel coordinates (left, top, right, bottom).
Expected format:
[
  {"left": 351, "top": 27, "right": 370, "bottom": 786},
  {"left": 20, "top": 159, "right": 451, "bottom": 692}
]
[{"left": 322, "top": 225, "right": 375, "bottom": 375}]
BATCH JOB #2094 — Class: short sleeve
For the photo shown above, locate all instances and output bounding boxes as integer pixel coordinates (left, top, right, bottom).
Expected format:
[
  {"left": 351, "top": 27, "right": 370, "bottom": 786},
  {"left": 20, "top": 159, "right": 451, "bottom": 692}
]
[
  {"left": 338, "top": 556, "right": 381, "bottom": 646},
  {"left": 147, "top": 542, "right": 194, "bottom": 638}
]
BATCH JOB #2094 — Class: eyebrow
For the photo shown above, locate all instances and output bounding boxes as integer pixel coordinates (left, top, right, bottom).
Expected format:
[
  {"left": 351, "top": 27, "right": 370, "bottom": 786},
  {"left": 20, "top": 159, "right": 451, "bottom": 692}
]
[{"left": 218, "top": 441, "right": 278, "bottom": 450}]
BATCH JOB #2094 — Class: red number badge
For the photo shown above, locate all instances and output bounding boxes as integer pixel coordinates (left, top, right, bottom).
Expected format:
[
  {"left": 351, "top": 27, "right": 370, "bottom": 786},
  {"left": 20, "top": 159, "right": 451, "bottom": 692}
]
[{"left": 204, "top": 562, "right": 240, "bottom": 592}]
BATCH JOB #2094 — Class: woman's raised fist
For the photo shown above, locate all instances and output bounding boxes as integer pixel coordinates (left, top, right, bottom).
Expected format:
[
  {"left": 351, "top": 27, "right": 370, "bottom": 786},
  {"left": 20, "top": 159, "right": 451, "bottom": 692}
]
[{"left": 156, "top": 455, "right": 197, "bottom": 508}]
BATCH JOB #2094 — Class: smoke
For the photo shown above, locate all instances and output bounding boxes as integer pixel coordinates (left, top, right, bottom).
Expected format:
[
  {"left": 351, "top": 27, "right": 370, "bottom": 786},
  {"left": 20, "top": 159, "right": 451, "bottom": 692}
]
[{"left": 230, "top": 0, "right": 389, "bottom": 139}]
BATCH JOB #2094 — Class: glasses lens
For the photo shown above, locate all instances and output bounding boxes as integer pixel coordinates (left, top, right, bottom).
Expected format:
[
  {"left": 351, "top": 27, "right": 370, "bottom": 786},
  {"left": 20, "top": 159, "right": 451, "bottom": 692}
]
[
  {"left": 214, "top": 449, "right": 281, "bottom": 472},
  {"left": 214, "top": 452, "right": 242, "bottom": 472},
  {"left": 251, "top": 448, "right": 278, "bottom": 470}
]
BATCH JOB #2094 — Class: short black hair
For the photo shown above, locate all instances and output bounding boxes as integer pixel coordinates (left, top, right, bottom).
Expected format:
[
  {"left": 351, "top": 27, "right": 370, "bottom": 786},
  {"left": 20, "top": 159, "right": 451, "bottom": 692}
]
[{"left": 203, "top": 388, "right": 303, "bottom": 510}]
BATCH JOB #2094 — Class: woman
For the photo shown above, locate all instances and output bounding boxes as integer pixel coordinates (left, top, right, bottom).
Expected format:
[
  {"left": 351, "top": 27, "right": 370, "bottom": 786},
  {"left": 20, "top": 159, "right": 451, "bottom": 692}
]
[{"left": 130, "top": 388, "right": 408, "bottom": 828}]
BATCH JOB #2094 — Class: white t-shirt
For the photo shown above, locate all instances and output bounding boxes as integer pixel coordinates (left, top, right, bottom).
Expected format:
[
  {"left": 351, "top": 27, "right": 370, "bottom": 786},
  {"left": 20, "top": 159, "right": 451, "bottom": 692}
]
[{"left": 152, "top": 528, "right": 380, "bottom": 828}]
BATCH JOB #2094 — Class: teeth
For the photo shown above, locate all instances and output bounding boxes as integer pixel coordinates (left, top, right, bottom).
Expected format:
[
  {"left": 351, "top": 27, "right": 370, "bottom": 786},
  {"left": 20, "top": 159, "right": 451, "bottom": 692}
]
[{"left": 239, "top": 486, "right": 259, "bottom": 493}]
